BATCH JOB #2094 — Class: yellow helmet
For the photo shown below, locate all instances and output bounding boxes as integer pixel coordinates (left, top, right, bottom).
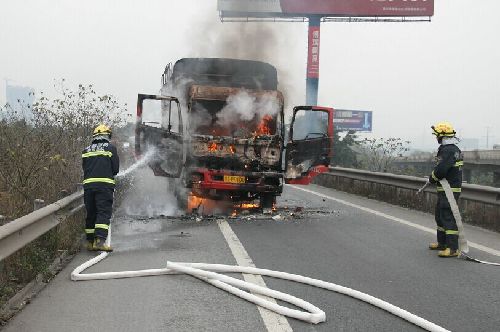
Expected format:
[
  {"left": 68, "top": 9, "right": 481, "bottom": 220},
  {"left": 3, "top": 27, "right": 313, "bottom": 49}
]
[
  {"left": 93, "top": 124, "right": 112, "bottom": 137},
  {"left": 431, "top": 122, "right": 456, "bottom": 137}
]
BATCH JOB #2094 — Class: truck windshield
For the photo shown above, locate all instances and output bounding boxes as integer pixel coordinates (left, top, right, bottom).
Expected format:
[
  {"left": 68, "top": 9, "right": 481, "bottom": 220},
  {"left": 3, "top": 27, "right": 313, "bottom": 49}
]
[
  {"left": 292, "top": 110, "right": 329, "bottom": 141},
  {"left": 190, "top": 99, "right": 277, "bottom": 138},
  {"left": 141, "top": 99, "right": 181, "bottom": 134}
]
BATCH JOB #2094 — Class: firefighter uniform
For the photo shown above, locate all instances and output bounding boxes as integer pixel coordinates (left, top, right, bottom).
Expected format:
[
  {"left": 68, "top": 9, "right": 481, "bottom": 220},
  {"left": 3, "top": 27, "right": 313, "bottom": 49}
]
[
  {"left": 82, "top": 125, "right": 119, "bottom": 251},
  {"left": 428, "top": 122, "right": 463, "bottom": 257}
]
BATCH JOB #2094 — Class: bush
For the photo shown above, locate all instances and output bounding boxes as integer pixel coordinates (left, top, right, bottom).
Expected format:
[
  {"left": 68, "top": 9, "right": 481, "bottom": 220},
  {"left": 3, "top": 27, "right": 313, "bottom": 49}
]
[
  {"left": 331, "top": 130, "right": 360, "bottom": 168},
  {"left": 357, "top": 137, "right": 411, "bottom": 172},
  {"left": 0, "top": 82, "right": 127, "bottom": 314},
  {"left": 0, "top": 82, "right": 127, "bottom": 219}
]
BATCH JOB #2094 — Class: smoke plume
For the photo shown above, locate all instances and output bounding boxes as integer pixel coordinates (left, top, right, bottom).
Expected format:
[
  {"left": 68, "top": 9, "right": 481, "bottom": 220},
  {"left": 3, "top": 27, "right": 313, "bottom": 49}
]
[
  {"left": 216, "top": 90, "right": 280, "bottom": 127},
  {"left": 185, "top": 8, "right": 307, "bottom": 117}
]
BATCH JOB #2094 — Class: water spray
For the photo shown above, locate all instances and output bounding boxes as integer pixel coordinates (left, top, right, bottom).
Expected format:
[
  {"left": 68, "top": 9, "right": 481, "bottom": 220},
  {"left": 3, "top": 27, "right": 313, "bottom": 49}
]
[
  {"left": 113, "top": 148, "right": 179, "bottom": 217},
  {"left": 115, "top": 148, "right": 157, "bottom": 180}
]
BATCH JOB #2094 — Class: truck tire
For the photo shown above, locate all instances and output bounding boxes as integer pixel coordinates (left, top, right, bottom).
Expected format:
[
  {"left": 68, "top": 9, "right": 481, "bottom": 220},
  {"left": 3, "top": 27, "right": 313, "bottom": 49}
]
[{"left": 260, "top": 193, "right": 275, "bottom": 210}]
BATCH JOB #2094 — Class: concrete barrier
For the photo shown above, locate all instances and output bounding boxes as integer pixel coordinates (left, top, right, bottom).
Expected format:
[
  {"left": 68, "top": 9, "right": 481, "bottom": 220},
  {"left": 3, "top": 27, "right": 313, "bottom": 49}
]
[{"left": 313, "top": 167, "right": 500, "bottom": 232}]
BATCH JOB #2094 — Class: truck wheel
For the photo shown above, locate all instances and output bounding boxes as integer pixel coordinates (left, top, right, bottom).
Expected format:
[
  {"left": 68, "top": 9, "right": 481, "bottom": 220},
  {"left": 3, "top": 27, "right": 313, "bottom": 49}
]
[{"left": 260, "top": 194, "right": 275, "bottom": 210}]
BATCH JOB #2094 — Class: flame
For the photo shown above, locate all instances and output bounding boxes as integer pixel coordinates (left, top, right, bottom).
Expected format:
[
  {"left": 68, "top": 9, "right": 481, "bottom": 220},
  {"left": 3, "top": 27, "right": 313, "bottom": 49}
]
[
  {"left": 188, "top": 194, "right": 205, "bottom": 212},
  {"left": 239, "top": 203, "right": 259, "bottom": 209},
  {"left": 187, "top": 194, "right": 234, "bottom": 215},
  {"left": 255, "top": 115, "right": 273, "bottom": 136},
  {"left": 208, "top": 142, "right": 217, "bottom": 152},
  {"left": 230, "top": 145, "right": 236, "bottom": 154},
  {"left": 231, "top": 210, "right": 237, "bottom": 217}
]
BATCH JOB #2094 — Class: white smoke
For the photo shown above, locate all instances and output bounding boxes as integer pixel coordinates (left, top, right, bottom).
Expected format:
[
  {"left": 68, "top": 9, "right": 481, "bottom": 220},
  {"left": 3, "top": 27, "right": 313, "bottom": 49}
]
[
  {"left": 216, "top": 90, "right": 280, "bottom": 128},
  {"left": 161, "top": 77, "right": 193, "bottom": 108},
  {"left": 189, "top": 102, "right": 213, "bottom": 134},
  {"left": 185, "top": 10, "right": 307, "bottom": 117},
  {"left": 160, "top": 76, "right": 194, "bottom": 133}
]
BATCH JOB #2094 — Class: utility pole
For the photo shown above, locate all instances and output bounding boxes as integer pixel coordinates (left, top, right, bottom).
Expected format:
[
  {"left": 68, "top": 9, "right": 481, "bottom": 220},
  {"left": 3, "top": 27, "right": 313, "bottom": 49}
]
[
  {"left": 486, "top": 126, "right": 489, "bottom": 149},
  {"left": 2, "top": 78, "right": 13, "bottom": 106},
  {"left": 483, "top": 126, "right": 495, "bottom": 150}
]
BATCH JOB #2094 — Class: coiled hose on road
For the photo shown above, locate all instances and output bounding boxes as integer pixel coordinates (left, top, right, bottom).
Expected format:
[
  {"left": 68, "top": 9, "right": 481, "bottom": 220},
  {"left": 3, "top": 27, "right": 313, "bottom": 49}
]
[{"left": 71, "top": 231, "right": 450, "bottom": 331}]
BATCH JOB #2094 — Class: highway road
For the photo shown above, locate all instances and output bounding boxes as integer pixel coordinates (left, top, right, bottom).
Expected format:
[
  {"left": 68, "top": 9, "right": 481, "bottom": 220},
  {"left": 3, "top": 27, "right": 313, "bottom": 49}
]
[{"left": 3, "top": 184, "right": 500, "bottom": 332}]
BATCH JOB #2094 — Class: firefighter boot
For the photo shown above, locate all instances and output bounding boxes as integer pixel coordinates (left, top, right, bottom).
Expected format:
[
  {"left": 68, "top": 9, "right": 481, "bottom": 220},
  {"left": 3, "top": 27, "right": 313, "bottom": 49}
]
[
  {"left": 93, "top": 238, "right": 113, "bottom": 252},
  {"left": 86, "top": 240, "right": 95, "bottom": 251},
  {"left": 438, "top": 248, "right": 459, "bottom": 258},
  {"left": 429, "top": 242, "right": 446, "bottom": 251}
]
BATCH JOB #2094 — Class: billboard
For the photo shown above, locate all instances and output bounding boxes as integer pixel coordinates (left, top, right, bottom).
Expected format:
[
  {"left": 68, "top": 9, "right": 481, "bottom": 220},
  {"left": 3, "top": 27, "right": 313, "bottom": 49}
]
[
  {"left": 307, "top": 26, "right": 320, "bottom": 78},
  {"left": 218, "top": 0, "right": 434, "bottom": 17},
  {"left": 334, "top": 110, "right": 372, "bottom": 132}
]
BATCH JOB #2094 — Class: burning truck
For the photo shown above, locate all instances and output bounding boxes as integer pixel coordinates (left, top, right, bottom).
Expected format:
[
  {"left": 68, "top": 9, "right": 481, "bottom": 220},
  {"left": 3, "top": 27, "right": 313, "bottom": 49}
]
[{"left": 135, "top": 58, "right": 334, "bottom": 213}]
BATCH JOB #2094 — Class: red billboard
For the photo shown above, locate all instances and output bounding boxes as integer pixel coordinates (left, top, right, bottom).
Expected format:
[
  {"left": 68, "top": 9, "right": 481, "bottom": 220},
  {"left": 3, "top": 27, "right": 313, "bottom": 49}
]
[
  {"left": 307, "top": 26, "right": 320, "bottom": 78},
  {"left": 218, "top": 0, "right": 434, "bottom": 17}
]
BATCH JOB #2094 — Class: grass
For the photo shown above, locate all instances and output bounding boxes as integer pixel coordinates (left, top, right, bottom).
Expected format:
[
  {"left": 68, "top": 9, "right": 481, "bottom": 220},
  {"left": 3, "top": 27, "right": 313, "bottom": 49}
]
[{"left": 0, "top": 211, "right": 84, "bottom": 321}]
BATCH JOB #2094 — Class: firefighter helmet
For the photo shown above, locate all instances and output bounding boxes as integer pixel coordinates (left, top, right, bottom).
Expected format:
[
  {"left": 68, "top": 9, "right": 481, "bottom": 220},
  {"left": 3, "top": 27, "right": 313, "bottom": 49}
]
[
  {"left": 431, "top": 122, "right": 456, "bottom": 137},
  {"left": 93, "top": 124, "right": 112, "bottom": 138}
]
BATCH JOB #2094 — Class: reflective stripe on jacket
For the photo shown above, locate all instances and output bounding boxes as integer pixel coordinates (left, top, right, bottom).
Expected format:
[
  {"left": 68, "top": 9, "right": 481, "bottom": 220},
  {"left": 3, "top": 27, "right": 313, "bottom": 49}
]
[
  {"left": 82, "top": 139, "right": 119, "bottom": 189},
  {"left": 429, "top": 143, "right": 463, "bottom": 191}
]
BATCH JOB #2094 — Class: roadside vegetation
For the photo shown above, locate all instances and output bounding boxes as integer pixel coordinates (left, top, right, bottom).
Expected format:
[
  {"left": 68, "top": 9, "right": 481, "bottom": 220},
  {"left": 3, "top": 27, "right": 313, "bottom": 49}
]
[
  {"left": 0, "top": 81, "right": 127, "bottom": 318},
  {"left": 331, "top": 133, "right": 495, "bottom": 187},
  {"left": 331, "top": 132, "right": 411, "bottom": 173},
  {"left": 331, "top": 130, "right": 360, "bottom": 168},
  {"left": 357, "top": 137, "right": 411, "bottom": 172}
]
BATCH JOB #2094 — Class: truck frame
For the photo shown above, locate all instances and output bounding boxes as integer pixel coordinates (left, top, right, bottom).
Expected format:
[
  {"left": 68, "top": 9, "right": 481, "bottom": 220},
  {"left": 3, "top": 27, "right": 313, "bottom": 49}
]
[{"left": 135, "top": 58, "right": 334, "bottom": 213}]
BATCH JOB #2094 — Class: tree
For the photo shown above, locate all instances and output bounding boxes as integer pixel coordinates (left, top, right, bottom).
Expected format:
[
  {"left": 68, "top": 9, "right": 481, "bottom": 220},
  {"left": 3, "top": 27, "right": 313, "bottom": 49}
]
[
  {"left": 331, "top": 130, "right": 359, "bottom": 168},
  {"left": 357, "top": 137, "right": 411, "bottom": 172},
  {"left": 0, "top": 81, "right": 127, "bottom": 218}
]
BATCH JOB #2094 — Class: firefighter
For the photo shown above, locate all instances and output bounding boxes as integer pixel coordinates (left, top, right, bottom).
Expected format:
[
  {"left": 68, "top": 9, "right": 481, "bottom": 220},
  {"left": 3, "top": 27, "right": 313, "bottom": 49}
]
[
  {"left": 82, "top": 124, "right": 119, "bottom": 252},
  {"left": 428, "top": 122, "right": 463, "bottom": 257}
]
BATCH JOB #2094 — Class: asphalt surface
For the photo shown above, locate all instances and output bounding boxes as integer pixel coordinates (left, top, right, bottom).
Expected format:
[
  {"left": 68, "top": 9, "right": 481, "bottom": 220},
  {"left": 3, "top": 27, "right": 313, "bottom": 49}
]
[{"left": 3, "top": 184, "right": 500, "bottom": 332}]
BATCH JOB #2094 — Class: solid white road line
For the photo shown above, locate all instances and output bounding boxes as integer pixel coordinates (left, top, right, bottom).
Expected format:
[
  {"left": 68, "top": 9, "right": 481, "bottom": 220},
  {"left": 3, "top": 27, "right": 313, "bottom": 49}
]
[
  {"left": 217, "top": 220, "right": 293, "bottom": 332},
  {"left": 289, "top": 185, "right": 500, "bottom": 258}
]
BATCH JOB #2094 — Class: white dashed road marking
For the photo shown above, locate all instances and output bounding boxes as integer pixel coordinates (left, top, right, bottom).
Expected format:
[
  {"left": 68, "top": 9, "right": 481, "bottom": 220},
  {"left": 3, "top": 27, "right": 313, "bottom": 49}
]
[
  {"left": 289, "top": 185, "right": 500, "bottom": 257},
  {"left": 218, "top": 220, "right": 293, "bottom": 332}
]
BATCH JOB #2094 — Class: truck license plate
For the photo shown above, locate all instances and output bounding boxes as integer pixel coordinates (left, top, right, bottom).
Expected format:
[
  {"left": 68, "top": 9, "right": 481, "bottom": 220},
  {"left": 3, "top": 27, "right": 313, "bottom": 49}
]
[{"left": 223, "top": 175, "right": 246, "bottom": 184}]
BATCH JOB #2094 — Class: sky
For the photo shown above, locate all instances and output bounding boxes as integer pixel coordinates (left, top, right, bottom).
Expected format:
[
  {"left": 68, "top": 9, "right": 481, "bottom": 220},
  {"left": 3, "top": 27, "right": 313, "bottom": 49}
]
[{"left": 0, "top": 0, "right": 499, "bottom": 150}]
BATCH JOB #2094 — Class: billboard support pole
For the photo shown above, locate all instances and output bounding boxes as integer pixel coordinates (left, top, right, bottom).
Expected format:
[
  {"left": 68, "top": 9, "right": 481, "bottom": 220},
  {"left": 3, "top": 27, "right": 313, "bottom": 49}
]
[
  {"left": 306, "top": 16, "right": 321, "bottom": 106},
  {"left": 218, "top": 0, "right": 434, "bottom": 107}
]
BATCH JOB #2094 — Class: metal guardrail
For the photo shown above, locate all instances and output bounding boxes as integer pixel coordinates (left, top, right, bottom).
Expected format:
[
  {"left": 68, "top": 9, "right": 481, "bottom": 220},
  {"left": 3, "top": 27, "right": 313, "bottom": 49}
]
[
  {"left": 464, "top": 150, "right": 500, "bottom": 161},
  {"left": 400, "top": 150, "right": 500, "bottom": 163},
  {"left": 328, "top": 167, "right": 500, "bottom": 206},
  {"left": 0, "top": 191, "right": 84, "bottom": 261},
  {"left": 2, "top": 168, "right": 499, "bottom": 261}
]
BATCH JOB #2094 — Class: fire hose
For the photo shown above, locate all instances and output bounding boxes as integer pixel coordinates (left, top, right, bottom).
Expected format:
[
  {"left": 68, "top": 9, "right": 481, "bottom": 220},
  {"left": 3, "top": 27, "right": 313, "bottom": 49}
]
[
  {"left": 418, "top": 179, "right": 500, "bottom": 266},
  {"left": 73, "top": 154, "right": 450, "bottom": 331},
  {"left": 71, "top": 228, "right": 450, "bottom": 331}
]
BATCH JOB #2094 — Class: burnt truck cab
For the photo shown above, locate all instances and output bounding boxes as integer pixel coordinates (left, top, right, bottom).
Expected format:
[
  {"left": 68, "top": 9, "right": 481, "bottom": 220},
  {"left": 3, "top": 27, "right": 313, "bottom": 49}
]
[
  {"left": 135, "top": 58, "right": 334, "bottom": 211},
  {"left": 185, "top": 85, "right": 285, "bottom": 206}
]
